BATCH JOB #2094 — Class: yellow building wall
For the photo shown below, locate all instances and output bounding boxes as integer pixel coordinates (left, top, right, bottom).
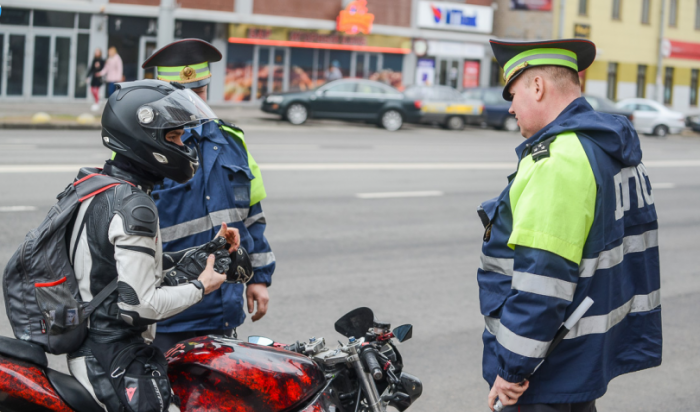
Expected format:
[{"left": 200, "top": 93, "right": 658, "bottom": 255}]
[{"left": 554, "top": 0, "right": 700, "bottom": 72}]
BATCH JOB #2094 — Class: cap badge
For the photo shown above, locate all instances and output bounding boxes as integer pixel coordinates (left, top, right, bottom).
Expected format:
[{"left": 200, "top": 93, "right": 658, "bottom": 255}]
[
  {"left": 505, "top": 61, "right": 529, "bottom": 83},
  {"left": 180, "top": 66, "right": 196, "bottom": 80}
]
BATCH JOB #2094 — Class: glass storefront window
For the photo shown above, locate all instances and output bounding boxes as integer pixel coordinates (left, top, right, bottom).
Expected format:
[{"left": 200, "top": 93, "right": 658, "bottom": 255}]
[
  {"left": 7, "top": 35, "right": 26, "bottom": 96},
  {"left": 78, "top": 13, "right": 91, "bottom": 29},
  {"left": 34, "top": 11, "right": 75, "bottom": 28},
  {"left": 0, "top": 8, "right": 30, "bottom": 26},
  {"left": 290, "top": 48, "right": 315, "bottom": 92},
  {"left": 380, "top": 53, "right": 404, "bottom": 90},
  {"left": 224, "top": 44, "right": 254, "bottom": 102},
  {"left": 33, "top": 36, "right": 51, "bottom": 96},
  {"left": 75, "top": 34, "right": 90, "bottom": 98},
  {"left": 272, "top": 48, "right": 285, "bottom": 93},
  {"left": 329, "top": 50, "right": 352, "bottom": 79}
]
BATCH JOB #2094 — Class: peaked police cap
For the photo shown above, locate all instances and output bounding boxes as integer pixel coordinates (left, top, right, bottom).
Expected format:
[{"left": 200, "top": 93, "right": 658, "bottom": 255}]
[
  {"left": 142, "top": 38, "right": 222, "bottom": 89},
  {"left": 490, "top": 38, "right": 596, "bottom": 101}
]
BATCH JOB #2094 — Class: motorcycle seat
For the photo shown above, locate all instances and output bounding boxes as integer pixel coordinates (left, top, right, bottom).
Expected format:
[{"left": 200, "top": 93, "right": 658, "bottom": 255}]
[
  {"left": 0, "top": 335, "right": 48, "bottom": 368},
  {"left": 46, "top": 368, "right": 105, "bottom": 412}
]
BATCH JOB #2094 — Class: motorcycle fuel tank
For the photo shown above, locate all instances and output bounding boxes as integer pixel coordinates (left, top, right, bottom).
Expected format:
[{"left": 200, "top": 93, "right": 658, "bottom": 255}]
[{"left": 166, "top": 336, "right": 326, "bottom": 412}]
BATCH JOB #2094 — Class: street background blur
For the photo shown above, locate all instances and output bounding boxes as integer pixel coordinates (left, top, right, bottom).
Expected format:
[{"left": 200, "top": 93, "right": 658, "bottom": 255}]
[{"left": 1, "top": 0, "right": 700, "bottom": 411}]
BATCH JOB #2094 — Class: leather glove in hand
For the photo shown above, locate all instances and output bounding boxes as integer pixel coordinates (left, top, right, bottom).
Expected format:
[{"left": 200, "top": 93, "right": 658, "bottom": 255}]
[{"left": 162, "top": 237, "right": 231, "bottom": 287}]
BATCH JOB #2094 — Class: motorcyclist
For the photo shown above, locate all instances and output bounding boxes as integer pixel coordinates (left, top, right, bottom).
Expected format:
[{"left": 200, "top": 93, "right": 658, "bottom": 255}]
[{"left": 67, "top": 79, "right": 239, "bottom": 412}]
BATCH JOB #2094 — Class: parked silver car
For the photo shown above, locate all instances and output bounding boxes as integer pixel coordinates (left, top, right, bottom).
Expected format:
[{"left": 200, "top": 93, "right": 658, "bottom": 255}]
[{"left": 615, "top": 98, "right": 686, "bottom": 137}]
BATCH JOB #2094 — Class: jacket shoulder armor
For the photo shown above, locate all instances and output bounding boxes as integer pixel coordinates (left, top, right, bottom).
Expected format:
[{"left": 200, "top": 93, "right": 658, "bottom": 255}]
[{"left": 113, "top": 185, "right": 158, "bottom": 237}]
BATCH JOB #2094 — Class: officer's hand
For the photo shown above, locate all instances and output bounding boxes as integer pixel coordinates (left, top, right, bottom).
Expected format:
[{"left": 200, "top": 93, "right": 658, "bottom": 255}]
[
  {"left": 197, "top": 255, "right": 226, "bottom": 295},
  {"left": 246, "top": 283, "right": 269, "bottom": 322},
  {"left": 488, "top": 375, "right": 529, "bottom": 411},
  {"left": 216, "top": 222, "right": 240, "bottom": 253}
]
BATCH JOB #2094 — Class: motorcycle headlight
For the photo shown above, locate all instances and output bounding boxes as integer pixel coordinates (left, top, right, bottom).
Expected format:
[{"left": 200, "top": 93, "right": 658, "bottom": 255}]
[{"left": 266, "top": 95, "right": 284, "bottom": 104}]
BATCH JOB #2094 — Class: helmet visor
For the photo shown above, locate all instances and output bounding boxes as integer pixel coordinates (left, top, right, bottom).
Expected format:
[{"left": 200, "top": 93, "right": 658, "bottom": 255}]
[{"left": 137, "top": 89, "right": 218, "bottom": 129}]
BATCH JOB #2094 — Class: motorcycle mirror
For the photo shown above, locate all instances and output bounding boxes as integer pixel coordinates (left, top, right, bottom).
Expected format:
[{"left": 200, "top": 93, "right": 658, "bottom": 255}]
[
  {"left": 392, "top": 324, "right": 413, "bottom": 342},
  {"left": 334, "top": 307, "right": 374, "bottom": 339},
  {"left": 248, "top": 336, "right": 274, "bottom": 346}
]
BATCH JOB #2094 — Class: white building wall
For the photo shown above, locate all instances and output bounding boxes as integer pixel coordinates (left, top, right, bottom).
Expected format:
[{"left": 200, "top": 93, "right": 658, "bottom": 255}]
[
  {"left": 617, "top": 82, "right": 637, "bottom": 101},
  {"left": 646, "top": 84, "right": 658, "bottom": 101},
  {"left": 586, "top": 80, "right": 607, "bottom": 98},
  {"left": 672, "top": 85, "right": 690, "bottom": 114}
]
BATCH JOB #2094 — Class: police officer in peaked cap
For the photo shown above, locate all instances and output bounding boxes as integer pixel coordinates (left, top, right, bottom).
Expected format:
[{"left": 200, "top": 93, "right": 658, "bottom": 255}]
[
  {"left": 143, "top": 39, "right": 275, "bottom": 351},
  {"left": 477, "top": 39, "right": 662, "bottom": 411}
]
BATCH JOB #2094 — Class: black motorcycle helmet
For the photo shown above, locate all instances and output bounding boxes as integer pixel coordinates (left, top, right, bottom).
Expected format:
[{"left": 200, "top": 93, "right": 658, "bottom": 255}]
[{"left": 101, "top": 79, "right": 217, "bottom": 183}]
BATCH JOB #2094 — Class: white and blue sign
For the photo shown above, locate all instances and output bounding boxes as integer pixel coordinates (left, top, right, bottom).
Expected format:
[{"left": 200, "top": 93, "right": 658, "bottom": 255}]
[{"left": 417, "top": 1, "right": 493, "bottom": 33}]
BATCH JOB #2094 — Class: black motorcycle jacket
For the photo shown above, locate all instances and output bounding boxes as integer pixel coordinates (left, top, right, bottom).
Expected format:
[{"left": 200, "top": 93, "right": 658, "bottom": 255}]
[{"left": 68, "top": 162, "right": 204, "bottom": 345}]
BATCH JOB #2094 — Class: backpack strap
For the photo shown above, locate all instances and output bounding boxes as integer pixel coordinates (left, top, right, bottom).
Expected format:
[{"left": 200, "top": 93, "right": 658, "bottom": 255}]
[{"left": 83, "top": 278, "right": 119, "bottom": 317}]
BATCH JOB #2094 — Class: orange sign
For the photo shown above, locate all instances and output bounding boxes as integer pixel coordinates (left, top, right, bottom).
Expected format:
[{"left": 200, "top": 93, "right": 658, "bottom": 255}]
[{"left": 336, "top": 0, "right": 375, "bottom": 35}]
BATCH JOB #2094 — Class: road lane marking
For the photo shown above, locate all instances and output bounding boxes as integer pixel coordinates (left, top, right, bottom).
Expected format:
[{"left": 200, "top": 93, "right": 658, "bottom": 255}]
[
  {"left": 0, "top": 206, "right": 37, "bottom": 212},
  {"left": 1, "top": 160, "right": 700, "bottom": 173},
  {"left": 356, "top": 191, "right": 444, "bottom": 199},
  {"left": 653, "top": 183, "right": 676, "bottom": 189}
]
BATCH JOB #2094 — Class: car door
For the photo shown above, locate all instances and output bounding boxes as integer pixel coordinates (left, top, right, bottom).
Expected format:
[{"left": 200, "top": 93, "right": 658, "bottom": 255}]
[
  {"left": 351, "top": 83, "right": 388, "bottom": 120},
  {"left": 309, "top": 81, "right": 358, "bottom": 119},
  {"left": 633, "top": 103, "right": 659, "bottom": 132}
]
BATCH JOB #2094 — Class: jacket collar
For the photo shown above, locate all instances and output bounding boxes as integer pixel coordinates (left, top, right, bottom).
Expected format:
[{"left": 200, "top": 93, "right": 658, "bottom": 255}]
[
  {"left": 515, "top": 97, "right": 593, "bottom": 159},
  {"left": 182, "top": 121, "right": 229, "bottom": 145},
  {"left": 103, "top": 163, "right": 158, "bottom": 194}
]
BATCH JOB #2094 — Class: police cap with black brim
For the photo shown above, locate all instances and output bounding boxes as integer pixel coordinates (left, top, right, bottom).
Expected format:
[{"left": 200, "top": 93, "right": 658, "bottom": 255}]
[
  {"left": 142, "top": 38, "right": 222, "bottom": 89},
  {"left": 490, "top": 38, "right": 596, "bottom": 101}
]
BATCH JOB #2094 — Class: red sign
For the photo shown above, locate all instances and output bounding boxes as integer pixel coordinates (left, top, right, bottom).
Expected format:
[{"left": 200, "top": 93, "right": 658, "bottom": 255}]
[
  {"left": 336, "top": 0, "right": 375, "bottom": 35},
  {"left": 667, "top": 39, "right": 700, "bottom": 61},
  {"left": 463, "top": 61, "right": 480, "bottom": 88}
]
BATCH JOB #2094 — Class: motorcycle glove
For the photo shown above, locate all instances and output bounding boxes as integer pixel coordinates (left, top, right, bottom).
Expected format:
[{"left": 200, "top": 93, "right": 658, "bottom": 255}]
[{"left": 162, "top": 237, "right": 231, "bottom": 287}]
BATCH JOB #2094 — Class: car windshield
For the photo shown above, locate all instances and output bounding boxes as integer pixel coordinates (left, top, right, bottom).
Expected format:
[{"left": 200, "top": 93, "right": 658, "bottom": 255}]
[
  {"left": 483, "top": 90, "right": 506, "bottom": 105},
  {"left": 324, "top": 82, "right": 356, "bottom": 93},
  {"left": 462, "top": 89, "right": 482, "bottom": 100},
  {"left": 357, "top": 83, "right": 386, "bottom": 94}
]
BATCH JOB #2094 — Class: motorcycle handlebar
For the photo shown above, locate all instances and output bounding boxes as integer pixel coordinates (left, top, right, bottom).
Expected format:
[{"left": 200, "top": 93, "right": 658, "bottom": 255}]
[{"left": 361, "top": 347, "right": 383, "bottom": 380}]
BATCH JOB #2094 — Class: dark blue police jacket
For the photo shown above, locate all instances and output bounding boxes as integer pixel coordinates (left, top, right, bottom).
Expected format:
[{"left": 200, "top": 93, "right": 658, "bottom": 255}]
[
  {"left": 152, "top": 121, "right": 275, "bottom": 333},
  {"left": 478, "top": 98, "right": 662, "bottom": 404}
]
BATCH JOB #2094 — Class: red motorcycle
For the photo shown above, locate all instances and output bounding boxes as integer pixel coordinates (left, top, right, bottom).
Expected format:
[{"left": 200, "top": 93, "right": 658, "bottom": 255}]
[{"left": 0, "top": 307, "right": 421, "bottom": 412}]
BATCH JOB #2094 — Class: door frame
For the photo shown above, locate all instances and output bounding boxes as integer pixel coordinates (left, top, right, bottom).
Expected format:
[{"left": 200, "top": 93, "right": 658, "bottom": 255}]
[
  {"left": 138, "top": 36, "right": 157, "bottom": 80},
  {"left": 435, "top": 56, "right": 464, "bottom": 90},
  {"left": 251, "top": 45, "right": 290, "bottom": 101},
  {"left": 30, "top": 28, "right": 77, "bottom": 99},
  {"left": 0, "top": 27, "right": 33, "bottom": 99}
]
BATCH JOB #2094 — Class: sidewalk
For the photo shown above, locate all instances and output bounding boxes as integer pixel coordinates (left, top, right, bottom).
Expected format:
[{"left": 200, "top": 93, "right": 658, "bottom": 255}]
[{"left": 0, "top": 101, "right": 280, "bottom": 129}]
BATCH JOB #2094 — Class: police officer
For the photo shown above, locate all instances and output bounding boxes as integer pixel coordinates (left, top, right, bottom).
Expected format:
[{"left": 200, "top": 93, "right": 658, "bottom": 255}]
[
  {"left": 142, "top": 39, "right": 275, "bottom": 351},
  {"left": 478, "top": 39, "right": 662, "bottom": 411}
]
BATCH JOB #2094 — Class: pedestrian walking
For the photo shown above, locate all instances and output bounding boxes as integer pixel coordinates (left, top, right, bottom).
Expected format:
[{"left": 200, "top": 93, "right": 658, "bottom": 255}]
[
  {"left": 85, "top": 48, "right": 105, "bottom": 111},
  {"left": 477, "top": 38, "right": 662, "bottom": 411},
  {"left": 99, "top": 46, "right": 123, "bottom": 97}
]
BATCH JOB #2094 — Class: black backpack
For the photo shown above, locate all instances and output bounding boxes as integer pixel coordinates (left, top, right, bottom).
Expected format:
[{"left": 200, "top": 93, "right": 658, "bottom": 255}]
[{"left": 3, "top": 167, "right": 128, "bottom": 354}]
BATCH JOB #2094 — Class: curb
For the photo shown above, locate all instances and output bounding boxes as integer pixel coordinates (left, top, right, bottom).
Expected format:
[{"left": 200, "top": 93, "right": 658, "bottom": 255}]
[{"left": 0, "top": 123, "right": 102, "bottom": 130}]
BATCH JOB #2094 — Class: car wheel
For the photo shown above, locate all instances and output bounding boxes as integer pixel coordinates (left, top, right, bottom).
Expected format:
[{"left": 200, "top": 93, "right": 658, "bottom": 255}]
[
  {"left": 381, "top": 110, "right": 403, "bottom": 131},
  {"left": 652, "top": 125, "right": 669, "bottom": 137},
  {"left": 445, "top": 116, "right": 465, "bottom": 131},
  {"left": 503, "top": 116, "right": 519, "bottom": 132},
  {"left": 286, "top": 103, "right": 308, "bottom": 125}
]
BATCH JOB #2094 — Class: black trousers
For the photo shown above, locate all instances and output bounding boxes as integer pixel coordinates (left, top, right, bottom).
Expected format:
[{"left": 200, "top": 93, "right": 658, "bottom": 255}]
[
  {"left": 503, "top": 401, "right": 596, "bottom": 412},
  {"left": 151, "top": 328, "right": 236, "bottom": 353}
]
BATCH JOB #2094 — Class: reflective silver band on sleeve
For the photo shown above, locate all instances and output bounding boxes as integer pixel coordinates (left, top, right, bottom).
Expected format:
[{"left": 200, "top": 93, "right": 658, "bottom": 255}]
[
  {"left": 244, "top": 212, "right": 266, "bottom": 228},
  {"left": 579, "top": 230, "right": 658, "bottom": 278},
  {"left": 480, "top": 254, "right": 513, "bottom": 277},
  {"left": 250, "top": 252, "right": 275, "bottom": 268},
  {"left": 495, "top": 320, "right": 551, "bottom": 359},
  {"left": 160, "top": 207, "right": 250, "bottom": 243},
  {"left": 512, "top": 271, "right": 577, "bottom": 301},
  {"left": 565, "top": 289, "right": 661, "bottom": 339}
]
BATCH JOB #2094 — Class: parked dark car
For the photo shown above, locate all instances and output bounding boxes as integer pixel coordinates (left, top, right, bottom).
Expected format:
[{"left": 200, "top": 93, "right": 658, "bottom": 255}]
[
  {"left": 462, "top": 87, "right": 518, "bottom": 132},
  {"left": 583, "top": 94, "right": 634, "bottom": 121},
  {"left": 260, "top": 79, "right": 421, "bottom": 131},
  {"left": 403, "top": 85, "right": 483, "bottom": 130},
  {"left": 688, "top": 115, "right": 700, "bottom": 133}
]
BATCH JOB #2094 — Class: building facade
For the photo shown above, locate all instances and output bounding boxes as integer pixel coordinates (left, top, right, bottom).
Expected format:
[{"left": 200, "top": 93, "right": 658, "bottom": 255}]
[
  {"left": 554, "top": 0, "right": 700, "bottom": 114},
  {"left": 0, "top": 0, "right": 496, "bottom": 104}
]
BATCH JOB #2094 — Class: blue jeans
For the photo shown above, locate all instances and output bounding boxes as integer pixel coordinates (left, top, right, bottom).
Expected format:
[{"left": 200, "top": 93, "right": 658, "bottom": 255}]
[{"left": 106, "top": 82, "right": 117, "bottom": 97}]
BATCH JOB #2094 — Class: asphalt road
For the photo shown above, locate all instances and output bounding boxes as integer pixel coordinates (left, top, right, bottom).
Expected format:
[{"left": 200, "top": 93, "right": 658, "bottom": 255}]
[{"left": 0, "top": 121, "right": 699, "bottom": 412}]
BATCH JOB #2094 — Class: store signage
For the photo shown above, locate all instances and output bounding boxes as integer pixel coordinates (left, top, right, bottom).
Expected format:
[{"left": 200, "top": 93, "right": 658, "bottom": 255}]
[
  {"left": 416, "top": 59, "right": 436, "bottom": 86},
  {"left": 574, "top": 23, "right": 591, "bottom": 39},
  {"left": 463, "top": 61, "right": 480, "bottom": 88},
  {"left": 417, "top": 1, "right": 493, "bottom": 33},
  {"left": 665, "top": 39, "right": 700, "bottom": 61},
  {"left": 510, "top": 0, "right": 552, "bottom": 11},
  {"left": 289, "top": 31, "right": 366, "bottom": 46},
  {"left": 427, "top": 40, "right": 485, "bottom": 59},
  {"left": 336, "top": 0, "right": 375, "bottom": 35}
]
